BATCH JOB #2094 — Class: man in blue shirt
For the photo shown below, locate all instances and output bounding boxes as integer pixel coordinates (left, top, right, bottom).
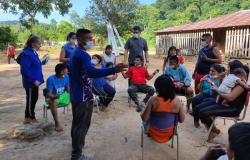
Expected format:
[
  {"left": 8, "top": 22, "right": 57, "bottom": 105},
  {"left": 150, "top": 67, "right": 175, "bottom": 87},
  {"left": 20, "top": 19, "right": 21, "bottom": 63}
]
[
  {"left": 69, "top": 29, "right": 127, "bottom": 160},
  {"left": 46, "top": 64, "right": 69, "bottom": 132},
  {"left": 165, "top": 56, "right": 194, "bottom": 112}
]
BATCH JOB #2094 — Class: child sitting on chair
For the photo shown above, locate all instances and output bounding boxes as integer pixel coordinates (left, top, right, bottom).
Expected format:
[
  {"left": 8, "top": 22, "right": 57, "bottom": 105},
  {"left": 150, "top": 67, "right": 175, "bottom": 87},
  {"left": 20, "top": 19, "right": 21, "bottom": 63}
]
[
  {"left": 106, "top": 62, "right": 118, "bottom": 89},
  {"left": 217, "top": 67, "right": 249, "bottom": 105},
  {"left": 122, "top": 55, "right": 159, "bottom": 112},
  {"left": 141, "top": 74, "right": 185, "bottom": 143},
  {"left": 46, "top": 64, "right": 70, "bottom": 132},
  {"left": 165, "top": 56, "right": 194, "bottom": 112}
]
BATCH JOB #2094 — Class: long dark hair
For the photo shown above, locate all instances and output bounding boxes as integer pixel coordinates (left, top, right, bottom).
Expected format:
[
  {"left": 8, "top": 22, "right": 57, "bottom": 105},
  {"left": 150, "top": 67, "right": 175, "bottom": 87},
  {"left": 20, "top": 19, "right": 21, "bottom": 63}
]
[
  {"left": 24, "top": 34, "right": 40, "bottom": 49},
  {"left": 66, "top": 32, "right": 76, "bottom": 41},
  {"left": 154, "top": 74, "right": 176, "bottom": 101},
  {"left": 166, "top": 46, "right": 177, "bottom": 62}
]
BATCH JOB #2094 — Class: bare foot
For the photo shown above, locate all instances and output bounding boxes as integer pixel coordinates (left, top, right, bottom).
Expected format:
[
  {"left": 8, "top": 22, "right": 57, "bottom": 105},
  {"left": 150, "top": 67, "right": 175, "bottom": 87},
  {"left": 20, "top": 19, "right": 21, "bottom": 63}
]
[
  {"left": 194, "top": 121, "right": 200, "bottom": 128},
  {"left": 23, "top": 118, "right": 31, "bottom": 124},
  {"left": 55, "top": 125, "right": 63, "bottom": 132},
  {"left": 30, "top": 118, "right": 38, "bottom": 123},
  {"left": 207, "top": 131, "right": 218, "bottom": 143}
]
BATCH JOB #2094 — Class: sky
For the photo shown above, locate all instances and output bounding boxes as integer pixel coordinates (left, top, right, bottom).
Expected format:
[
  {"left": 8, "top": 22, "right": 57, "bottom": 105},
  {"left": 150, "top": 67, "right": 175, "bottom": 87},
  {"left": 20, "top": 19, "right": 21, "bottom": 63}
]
[{"left": 0, "top": 0, "right": 156, "bottom": 23}]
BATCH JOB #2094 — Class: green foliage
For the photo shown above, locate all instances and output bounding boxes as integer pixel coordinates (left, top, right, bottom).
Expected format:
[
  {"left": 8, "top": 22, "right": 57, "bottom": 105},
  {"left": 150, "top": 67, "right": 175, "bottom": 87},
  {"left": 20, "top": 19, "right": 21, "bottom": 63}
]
[
  {"left": 0, "top": 0, "right": 72, "bottom": 33},
  {"left": 0, "top": 26, "right": 17, "bottom": 50},
  {"left": 57, "top": 20, "right": 75, "bottom": 41}
]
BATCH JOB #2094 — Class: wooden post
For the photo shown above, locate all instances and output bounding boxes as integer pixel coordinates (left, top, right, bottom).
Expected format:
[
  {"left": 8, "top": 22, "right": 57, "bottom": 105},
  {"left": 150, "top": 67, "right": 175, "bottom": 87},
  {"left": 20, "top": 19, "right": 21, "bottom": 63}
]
[{"left": 245, "top": 28, "right": 249, "bottom": 58}]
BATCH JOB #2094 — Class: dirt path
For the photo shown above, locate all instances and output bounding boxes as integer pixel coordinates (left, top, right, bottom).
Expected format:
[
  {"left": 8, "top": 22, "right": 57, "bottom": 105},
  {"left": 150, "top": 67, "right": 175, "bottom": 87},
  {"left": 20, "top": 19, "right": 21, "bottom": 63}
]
[{"left": 0, "top": 52, "right": 249, "bottom": 160}]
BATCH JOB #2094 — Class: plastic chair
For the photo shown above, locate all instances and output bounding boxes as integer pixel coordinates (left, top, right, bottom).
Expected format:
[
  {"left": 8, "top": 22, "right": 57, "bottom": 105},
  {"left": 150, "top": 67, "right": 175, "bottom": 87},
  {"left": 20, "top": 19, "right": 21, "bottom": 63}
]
[
  {"left": 43, "top": 88, "right": 70, "bottom": 120},
  {"left": 205, "top": 91, "right": 250, "bottom": 142},
  {"left": 141, "top": 112, "right": 179, "bottom": 160}
]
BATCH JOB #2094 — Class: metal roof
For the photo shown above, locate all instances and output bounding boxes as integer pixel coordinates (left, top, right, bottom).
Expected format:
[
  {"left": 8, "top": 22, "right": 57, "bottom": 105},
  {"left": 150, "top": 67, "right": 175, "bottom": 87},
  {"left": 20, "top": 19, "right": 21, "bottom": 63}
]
[{"left": 156, "top": 10, "right": 250, "bottom": 34}]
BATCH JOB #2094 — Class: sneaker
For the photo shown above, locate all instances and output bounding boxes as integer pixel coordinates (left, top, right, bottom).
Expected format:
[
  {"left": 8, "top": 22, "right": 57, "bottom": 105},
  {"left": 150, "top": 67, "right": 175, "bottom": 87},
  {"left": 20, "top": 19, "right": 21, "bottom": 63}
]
[
  {"left": 80, "top": 155, "right": 95, "bottom": 160},
  {"left": 23, "top": 118, "right": 31, "bottom": 124}
]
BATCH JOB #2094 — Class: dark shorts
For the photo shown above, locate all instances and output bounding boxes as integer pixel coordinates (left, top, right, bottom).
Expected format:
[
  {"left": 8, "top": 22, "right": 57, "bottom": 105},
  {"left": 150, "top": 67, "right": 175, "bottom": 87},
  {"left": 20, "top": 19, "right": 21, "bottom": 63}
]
[{"left": 175, "top": 87, "right": 186, "bottom": 95}]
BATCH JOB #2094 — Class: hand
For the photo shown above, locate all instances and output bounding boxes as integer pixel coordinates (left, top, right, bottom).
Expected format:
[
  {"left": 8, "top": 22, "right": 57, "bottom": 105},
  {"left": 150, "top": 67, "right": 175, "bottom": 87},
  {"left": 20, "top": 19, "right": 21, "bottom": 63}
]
[
  {"left": 192, "top": 73, "right": 196, "bottom": 80},
  {"left": 211, "top": 86, "right": 219, "bottom": 92},
  {"left": 201, "top": 55, "right": 208, "bottom": 61},
  {"left": 200, "top": 145, "right": 226, "bottom": 160},
  {"left": 54, "top": 94, "right": 60, "bottom": 99},
  {"left": 34, "top": 80, "right": 40, "bottom": 87},
  {"left": 115, "top": 63, "right": 128, "bottom": 73}
]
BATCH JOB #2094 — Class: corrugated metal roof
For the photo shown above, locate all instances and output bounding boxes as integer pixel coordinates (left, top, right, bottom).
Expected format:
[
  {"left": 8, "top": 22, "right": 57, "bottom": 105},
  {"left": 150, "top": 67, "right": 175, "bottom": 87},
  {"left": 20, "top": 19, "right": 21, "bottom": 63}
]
[{"left": 156, "top": 10, "right": 250, "bottom": 34}]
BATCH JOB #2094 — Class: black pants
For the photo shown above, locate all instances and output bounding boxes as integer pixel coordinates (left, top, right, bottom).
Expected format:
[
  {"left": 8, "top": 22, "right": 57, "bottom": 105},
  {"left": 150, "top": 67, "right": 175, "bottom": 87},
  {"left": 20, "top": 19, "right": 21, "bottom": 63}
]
[
  {"left": 195, "top": 100, "right": 240, "bottom": 127},
  {"left": 25, "top": 87, "right": 39, "bottom": 119},
  {"left": 128, "top": 84, "right": 155, "bottom": 105},
  {"left": 192, "top": 93, "right": 215, "bottom": 122},
  {"left": 93, "top": 84, "right": 116, "bottom": 106},
  {"left": 71, "top": 100, "right": 93, "bottom": 160}
]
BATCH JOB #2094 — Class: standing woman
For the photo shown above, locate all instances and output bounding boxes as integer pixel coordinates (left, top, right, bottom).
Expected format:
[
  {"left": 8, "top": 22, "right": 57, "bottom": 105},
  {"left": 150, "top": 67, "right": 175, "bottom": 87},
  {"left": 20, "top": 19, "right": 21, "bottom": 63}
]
[
  {"left": 103, "top": 45, "right": 116, "bottom": 65},
  {"left": 59, "top": 32, "right": 76, "bottom": 68},
  {"left": 17, "top": 35, "right": 44, "bottom": 124},
  {"left": 162, "top": 46, "right": 177, "bottom": 73}
]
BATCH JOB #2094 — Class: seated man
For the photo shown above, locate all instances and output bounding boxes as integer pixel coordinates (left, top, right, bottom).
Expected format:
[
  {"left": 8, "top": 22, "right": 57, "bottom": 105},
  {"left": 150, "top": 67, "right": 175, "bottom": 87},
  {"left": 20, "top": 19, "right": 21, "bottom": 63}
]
[
  {"left": 122, "top": 55, "right": 159, "bottom": 112},
  {"left": 46, "top": 64, "right": 70, "bottom": 132},
  {"left": 165, "top": 56, "right": 194, "bottom": 112}
]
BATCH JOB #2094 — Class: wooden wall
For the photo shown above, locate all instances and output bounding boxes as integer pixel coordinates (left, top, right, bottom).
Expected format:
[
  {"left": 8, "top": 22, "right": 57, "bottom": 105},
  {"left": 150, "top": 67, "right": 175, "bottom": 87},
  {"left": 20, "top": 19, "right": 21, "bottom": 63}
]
[
  {"left": 225, "top": 27, "right": 250, "bottom": 58},
  {"left": 156, "top": 30, "right": 213, "bottom": 56}
]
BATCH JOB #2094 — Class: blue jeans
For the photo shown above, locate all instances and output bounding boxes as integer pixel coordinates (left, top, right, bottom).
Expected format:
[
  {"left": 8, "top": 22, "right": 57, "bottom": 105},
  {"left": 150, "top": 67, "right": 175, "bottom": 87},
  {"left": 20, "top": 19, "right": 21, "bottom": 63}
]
[{"left": 93, "top": 84, "right": 116, "bottom": 106}]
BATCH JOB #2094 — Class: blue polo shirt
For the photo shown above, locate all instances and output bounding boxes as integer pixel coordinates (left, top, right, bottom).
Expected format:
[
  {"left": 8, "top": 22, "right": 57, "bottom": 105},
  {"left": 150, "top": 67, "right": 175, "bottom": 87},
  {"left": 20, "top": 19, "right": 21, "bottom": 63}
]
[
  {"left": 69, "top": 46, "right": 115, "bottom": 103},
  {"left": 46, "top": 74, "right": 69, "bottom": 95}
]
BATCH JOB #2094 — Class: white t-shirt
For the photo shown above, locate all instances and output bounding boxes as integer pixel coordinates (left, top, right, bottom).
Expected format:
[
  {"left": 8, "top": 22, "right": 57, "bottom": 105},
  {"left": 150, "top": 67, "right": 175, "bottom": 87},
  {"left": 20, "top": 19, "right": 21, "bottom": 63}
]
[
  {"left": 103, "top": 53, "right": 116, "bottom": 64},
  {"left": 217, "top": 154, "right": 228, "bottom": 160},
  {"left": 106, "top": 75, "right": 116, "bottom": 89},
  {"left": 218, "top": 74, "right": 240, "bottom": 94}
]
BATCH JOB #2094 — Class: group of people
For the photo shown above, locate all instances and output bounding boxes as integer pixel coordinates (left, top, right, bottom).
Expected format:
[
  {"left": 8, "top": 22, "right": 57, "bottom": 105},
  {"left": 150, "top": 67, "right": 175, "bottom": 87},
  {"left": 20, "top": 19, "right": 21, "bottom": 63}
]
[{"left": 15, "top": 25, "right": 250, "bottom": 160}]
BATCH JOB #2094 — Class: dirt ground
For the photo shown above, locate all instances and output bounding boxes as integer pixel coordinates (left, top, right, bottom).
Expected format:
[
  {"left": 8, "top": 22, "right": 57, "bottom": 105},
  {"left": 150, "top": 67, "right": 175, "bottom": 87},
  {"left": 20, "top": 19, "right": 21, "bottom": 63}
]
[{"left": 0, "top": 49, "right": 249, "bottom": 160}]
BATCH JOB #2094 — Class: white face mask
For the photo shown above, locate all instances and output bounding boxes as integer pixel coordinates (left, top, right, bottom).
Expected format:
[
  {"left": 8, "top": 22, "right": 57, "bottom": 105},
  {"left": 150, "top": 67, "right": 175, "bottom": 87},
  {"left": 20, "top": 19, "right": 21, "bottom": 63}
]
[
  {"left": 91, "top": 59, "right": 98, "bottom": 65},
  {"left": 200, "top": 41, "right": 208, "bottom": 48},
  {"left": 70, "top": 39, "right": 76, "bottom": 44},
  {"left": 86, "top": 41, "right": 94, "bottom": 50},
  {"left": 133, "top": 33, "right": 139, "bottom": 39}
]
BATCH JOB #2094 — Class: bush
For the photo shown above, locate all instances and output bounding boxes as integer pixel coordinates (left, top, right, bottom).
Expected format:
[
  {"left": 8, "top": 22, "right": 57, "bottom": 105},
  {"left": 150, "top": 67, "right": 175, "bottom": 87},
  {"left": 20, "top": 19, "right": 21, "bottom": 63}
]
[{"left": 0, "top": 26, "right": 18, "bottom": 51}]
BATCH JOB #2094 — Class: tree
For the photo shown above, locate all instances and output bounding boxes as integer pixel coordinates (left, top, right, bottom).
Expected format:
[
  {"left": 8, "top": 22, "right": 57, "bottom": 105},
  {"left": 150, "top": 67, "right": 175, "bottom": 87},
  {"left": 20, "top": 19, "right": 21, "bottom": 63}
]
[
  {"left": 69, "top": 11, "right": 83, "bottom": 28},
  {"left": 86, "top": 0, "right": 139, "bottom": 36},
  {"left": 0, "top": 0, "right": 72, "bottom": 33},
  {"left": 0, "top": 26, "right": 17, "bottom": 50},
  {"left": 57, "top": 20, "right": 75, "bottom": 41}
]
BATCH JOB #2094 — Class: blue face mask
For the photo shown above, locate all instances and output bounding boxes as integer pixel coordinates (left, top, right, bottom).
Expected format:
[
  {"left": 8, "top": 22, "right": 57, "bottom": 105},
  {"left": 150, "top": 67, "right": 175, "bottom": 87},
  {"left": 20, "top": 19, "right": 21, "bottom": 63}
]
[
  {"left": 91, "top": 59, "right": 98, "bottom": 65},
  {"left": 86, "top": 41, "right": 94, "bottom": 50}
]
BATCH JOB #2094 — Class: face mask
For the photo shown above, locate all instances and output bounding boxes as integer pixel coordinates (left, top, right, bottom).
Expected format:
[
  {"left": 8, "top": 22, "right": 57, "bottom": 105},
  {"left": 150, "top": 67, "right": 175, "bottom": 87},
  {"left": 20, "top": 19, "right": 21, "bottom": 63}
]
[
  {"left": 200, "top": 41, "right": 208, "bottom": 48},
  {"left": 133, "top": 33, "right": 139, "bottom": 39},
  {"left": 70, "top": 39, "right": 76, "bottom": 44},
  {"left": 86, "top": 41, "right": 94, "bottom": 50},
  {"left": 91, "top": 59, "right": 98, "bottom": 65}
]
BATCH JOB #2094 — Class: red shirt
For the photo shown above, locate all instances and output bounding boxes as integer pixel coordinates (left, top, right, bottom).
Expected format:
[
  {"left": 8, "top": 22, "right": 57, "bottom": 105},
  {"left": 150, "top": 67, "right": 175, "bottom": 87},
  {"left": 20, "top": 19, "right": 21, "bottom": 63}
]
[
  {"left": 126, "top": 66, "right": 150, "bottom": 84},
  {"left": 178, "top": 55, "right": 184, "bottom": 64},
  {"left": 7, "top": 45, "right": 15, "bottom": 56}
]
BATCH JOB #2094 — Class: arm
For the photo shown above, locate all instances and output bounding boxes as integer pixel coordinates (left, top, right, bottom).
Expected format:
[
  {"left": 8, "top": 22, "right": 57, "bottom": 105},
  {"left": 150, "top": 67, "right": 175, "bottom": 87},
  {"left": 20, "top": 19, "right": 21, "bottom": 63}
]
[
  {"left": 146, "top": 69, "right": 159, "bottom": 81},
  {"left": 141, "top": 97, "right": 154, "bottom": 122},
  {"left": 46, "top": 78, "right": 59, "bottom": 99},
  {"left": 182, "top": 66, "right": 192, "bottom": 86},
  {"left": 123, "top": 39, "right": 130, "bottom": 64},
  {"left": 144, "top": 40, "right": 149, "bottom": 63},
  {"left": 236, "top": 79, "right": 249, "bottom": 89},
  {"left": 162, "top": 58, "right": 167, "bottom": 73},
  {"left": 213, "top": 85, "right": 245, "bottom": 102},
  {"left": 82, "top": 54, "right": 115, "bottom": 78},
  {"left": 206, "top": 47, "right": 222, "bottom": 64},
  {"left": 121, "top": 71, "right": 129, "bottom": 79},
  {"left": 20, "top": 55, "right": 37, "bottom": 84},
  {"left": 59, "top": 47, "right": 69, "bottom": 63},
  {"left": 173, "top": 97, "right": 185, "bottom": 123}
]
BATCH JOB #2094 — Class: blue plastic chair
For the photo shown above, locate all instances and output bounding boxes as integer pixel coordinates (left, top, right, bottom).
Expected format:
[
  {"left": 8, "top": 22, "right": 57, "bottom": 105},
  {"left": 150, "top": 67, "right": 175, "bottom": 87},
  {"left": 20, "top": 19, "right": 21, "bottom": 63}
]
[{"left": 141, "top": 112, "right": 179, "bottom": 160}]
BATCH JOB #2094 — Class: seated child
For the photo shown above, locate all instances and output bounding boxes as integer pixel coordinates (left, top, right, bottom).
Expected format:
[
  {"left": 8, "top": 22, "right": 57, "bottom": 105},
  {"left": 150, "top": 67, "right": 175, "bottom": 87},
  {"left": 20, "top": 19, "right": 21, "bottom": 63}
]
[
  {"left": 141, "top": 74, "right": 185, "bottom": 143},
  {"left": 165, "top": 56, "right": 194, "bottom": 112},
  {"left": 199, "top": 64, "right": 225, "bottom": 97},
  {"left": 122, "top": 55, "right": 159, "bottom": 112},
  {"left": 106, "top": 62, "right": 118, "bottom": 89},
  {"left": 46, "top": 64, "right": 70, "bottom": 132},
  {"left": 217, "top": 67, "right": 249, "bottom": 105}
]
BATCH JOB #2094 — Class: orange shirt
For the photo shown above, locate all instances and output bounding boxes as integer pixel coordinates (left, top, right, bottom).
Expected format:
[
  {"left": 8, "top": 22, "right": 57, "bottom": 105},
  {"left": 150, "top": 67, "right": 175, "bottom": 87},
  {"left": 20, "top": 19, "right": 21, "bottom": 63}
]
[{"left": 148, "top": 96, "right": 175, "bottom": 143}]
